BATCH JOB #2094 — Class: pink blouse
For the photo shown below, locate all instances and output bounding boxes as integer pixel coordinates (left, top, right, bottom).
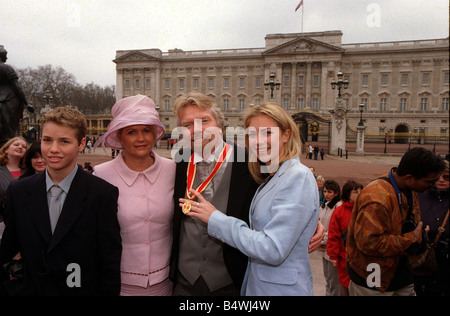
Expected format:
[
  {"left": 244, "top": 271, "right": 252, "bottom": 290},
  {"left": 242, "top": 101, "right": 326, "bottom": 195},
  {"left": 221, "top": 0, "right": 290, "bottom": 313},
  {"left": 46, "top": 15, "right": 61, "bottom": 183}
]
[{"left": 94, "top": 152, "right": 175, "bottom": 288}]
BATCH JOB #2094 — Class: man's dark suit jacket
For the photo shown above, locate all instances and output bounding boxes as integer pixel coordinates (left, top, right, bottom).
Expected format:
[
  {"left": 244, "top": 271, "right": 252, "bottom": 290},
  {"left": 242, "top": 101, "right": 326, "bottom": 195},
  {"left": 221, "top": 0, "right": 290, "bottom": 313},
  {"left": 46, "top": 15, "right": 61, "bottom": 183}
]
[
  {"left": 0, "top": 166, "right": 122, "bottom": 296},
  {"left": 169, "top": 144, "right": 259, "bottom": 289}
]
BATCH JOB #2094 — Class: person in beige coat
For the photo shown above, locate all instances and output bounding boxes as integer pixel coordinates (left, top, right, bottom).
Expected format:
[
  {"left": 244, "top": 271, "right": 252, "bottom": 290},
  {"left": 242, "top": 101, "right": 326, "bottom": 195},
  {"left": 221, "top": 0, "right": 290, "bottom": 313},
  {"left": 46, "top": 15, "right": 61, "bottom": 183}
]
[{"left": 319, "top": 179, "right": 342, "bottom": 296}]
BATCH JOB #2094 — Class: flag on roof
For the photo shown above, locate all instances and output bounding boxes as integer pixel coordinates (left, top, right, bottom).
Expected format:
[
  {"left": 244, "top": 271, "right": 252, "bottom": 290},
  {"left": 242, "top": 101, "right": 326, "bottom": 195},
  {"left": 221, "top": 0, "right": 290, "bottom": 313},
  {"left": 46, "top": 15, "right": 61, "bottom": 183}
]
[{"left": 295, "top": 0, "right": 304, "bottom": 12}]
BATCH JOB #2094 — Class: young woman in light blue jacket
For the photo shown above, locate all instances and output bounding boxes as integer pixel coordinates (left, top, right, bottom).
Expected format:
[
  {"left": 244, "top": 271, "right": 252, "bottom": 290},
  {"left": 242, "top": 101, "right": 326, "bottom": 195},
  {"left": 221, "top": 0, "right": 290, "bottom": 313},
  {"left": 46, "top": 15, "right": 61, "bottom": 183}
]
[{"left": 180, "top": 103, "right": 320, "bottom": 296}]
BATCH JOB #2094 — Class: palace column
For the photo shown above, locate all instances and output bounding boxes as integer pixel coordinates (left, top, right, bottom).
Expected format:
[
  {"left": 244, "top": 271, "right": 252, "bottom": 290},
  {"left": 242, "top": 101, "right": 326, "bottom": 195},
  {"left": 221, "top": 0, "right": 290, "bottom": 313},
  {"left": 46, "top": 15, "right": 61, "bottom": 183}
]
[
  {"left": 355, "top": 125, "right": 366, "bottom": 156},
  {"left": 116, "top": 68, "right": 123, "bottom": 100},
  {"left": 305, "top": 62, "right": 312, "bottom": 109},
  {"left": 290, "top": 62, "right": 297, "bottom": 110}
]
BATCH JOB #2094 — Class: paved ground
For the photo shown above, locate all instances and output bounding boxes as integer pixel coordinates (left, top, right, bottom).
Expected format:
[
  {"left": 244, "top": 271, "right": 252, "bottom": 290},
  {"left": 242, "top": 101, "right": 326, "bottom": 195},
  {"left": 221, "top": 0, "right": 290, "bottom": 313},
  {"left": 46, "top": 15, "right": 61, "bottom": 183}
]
[
  {"left": 80, "top": 147, "right": 401, "bottom": 188},
  {"left": 78, "top": 146, "right": 404, "bottom": 296}
]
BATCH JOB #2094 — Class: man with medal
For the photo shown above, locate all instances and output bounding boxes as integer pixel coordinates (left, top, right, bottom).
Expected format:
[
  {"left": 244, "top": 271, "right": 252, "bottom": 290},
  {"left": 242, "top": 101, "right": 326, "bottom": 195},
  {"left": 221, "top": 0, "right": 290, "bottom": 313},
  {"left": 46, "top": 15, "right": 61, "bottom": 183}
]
[{"left": 169, "top": 93, "right": 324, "bottom": 296}]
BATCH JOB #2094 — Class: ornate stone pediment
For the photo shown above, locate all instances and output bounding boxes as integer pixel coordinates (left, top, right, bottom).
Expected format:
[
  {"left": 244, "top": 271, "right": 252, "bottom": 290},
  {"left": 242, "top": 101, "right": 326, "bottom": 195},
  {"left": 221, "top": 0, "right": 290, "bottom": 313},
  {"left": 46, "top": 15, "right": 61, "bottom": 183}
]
[
  {"left": 113, "top": 51, "right": 158, "bottom": 63},
  {"left": 263, "top": 37, "right": 345, "bottom": 56}
]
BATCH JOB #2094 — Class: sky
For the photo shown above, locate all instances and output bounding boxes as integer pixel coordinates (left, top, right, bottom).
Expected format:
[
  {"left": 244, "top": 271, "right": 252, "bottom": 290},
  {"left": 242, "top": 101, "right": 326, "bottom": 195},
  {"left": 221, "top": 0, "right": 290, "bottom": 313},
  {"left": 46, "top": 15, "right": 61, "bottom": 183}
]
[{"left": 1, "top": 0, "right": 448, "bottom": 87}]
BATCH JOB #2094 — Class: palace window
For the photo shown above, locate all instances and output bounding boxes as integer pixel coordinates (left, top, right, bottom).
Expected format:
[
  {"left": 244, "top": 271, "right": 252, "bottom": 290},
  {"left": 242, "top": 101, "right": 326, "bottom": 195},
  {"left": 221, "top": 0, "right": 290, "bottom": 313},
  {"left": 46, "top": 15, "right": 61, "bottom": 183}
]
[
  {"left": 344, "top": 99, "right": 349, "bottom": 110},
  {"left": 239, "top": 78, "right": 245, "bottom": 89},
  {"left": 400, "top": 98, "right": 407, "bottom": 112},
  {"left": 223, "top": 99, "right": 229, "bottom": 111},
  {"left": 255, "top": 77, "right": 262, "bottom": 88},
  {"left": 283, "top": 98, "right": 289, "bottom": 110},
  {"left": 297, "top": 98, "right": 304, "bottom": 110},
  {"left": 313, "top": 75, "right": 320, "bottom": 87},
  {"left": 380, "top": 98, "right": 387, "bottom": 112},
  {"left": 361, "top": 98, "right": 368, "bottom": 111},
  {"left": 312, "top": 98, "right": 319, "bottom": 111},
  {"left": 443, "top": 97, "right": 449, "bottom": 111},
  {"left": 422, "top": 73, "right": 430, "bottom": 85},
  {"left": 239, "top": 99, "right": 245, "bottom": 111},
  {"left": 401, "top": 74, "right": 408, "bottom": 85},
  {"left": 362, "top": 75, "right": 369, "bottom": 86},
  {"left": 420, "top": 98, "right": 428, "bottom": 111}
]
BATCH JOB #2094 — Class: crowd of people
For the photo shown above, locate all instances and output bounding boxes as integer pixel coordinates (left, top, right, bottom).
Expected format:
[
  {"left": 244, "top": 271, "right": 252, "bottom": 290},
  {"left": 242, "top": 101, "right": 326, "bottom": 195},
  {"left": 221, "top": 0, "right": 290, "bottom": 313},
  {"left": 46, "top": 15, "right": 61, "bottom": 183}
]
[
  {"left": 305, "top": 144, "right": 325, "bottom": 161},
  {"left": 308, "top": 148, "right": 448, "bottom": 296},
  {"left": 0, "top": 92, "right": 448, "bottom": 297}
]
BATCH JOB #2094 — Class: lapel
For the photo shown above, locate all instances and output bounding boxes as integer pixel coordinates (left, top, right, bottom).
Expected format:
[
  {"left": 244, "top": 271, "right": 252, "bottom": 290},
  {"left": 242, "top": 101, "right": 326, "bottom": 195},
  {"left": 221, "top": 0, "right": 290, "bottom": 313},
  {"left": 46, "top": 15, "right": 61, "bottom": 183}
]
[
  {"left": 47, "top": 167, "right": 88, "bottom": 254},
  {"left": 250, "top": 158, "right": 297, "bottom": 214},
  {"left": 174, "top": 144, "right": 253, "bottom": 223},
  {"left": 226, "top": 145, "right": 253, "bottom": 223},
  {"left": 26, "top": 172, "right": 52, "bottom": 244},
  {"left": 174, "top": 149, "right": 190, "bottom": 199},
  {"left": 173, "top": 149, "right": 190, "bottom": 231}
]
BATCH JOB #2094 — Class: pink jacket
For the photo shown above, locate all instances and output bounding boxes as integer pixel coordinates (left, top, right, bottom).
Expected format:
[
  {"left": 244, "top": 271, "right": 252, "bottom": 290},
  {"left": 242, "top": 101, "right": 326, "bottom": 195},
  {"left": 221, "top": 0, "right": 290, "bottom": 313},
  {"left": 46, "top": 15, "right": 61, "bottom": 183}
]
[{"left": 94, "top": 152, "right": 175, "bottom": 288}]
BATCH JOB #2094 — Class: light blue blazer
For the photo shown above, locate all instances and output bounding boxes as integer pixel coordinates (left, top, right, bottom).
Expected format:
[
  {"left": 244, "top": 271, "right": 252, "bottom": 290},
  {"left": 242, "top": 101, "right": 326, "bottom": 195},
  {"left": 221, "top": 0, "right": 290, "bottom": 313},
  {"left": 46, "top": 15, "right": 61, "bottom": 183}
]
[{"left": 208, "top": 157, "right": 320, "bottom": 296}]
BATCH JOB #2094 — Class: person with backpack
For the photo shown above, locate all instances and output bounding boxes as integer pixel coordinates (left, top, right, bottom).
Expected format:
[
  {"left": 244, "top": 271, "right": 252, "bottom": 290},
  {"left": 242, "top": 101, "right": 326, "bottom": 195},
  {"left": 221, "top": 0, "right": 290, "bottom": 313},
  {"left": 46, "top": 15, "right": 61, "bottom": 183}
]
[{"left": 346, "top": 148, "right": 446, "bottom": 296}]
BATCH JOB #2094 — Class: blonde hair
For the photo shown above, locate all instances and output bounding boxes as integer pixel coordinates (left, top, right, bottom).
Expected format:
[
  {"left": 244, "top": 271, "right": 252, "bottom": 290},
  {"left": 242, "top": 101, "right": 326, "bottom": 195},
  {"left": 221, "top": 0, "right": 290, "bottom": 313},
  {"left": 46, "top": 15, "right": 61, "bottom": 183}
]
[
  {"left": 173, "top": 92, "right": 225, "bottom": 129},
  {"left": 41, "top": 107, "right": 87, "bottom": 144},
  {"left": 0, "top": 136, "right": 29, "bottom": 168},
  {"left": 316, "top": 175, "right": 325, "bottom": 183},
  {"left": 244, "top": 103, "right": 302, "bottom": 184}
]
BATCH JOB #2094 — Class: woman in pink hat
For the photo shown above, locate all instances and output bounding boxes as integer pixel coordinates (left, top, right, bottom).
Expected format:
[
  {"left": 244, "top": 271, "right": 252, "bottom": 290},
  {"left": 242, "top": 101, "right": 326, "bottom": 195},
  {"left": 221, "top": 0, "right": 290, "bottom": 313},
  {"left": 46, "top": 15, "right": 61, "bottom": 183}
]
[{"left": 94, "top": 95, "right": 176, "bottom": 296}]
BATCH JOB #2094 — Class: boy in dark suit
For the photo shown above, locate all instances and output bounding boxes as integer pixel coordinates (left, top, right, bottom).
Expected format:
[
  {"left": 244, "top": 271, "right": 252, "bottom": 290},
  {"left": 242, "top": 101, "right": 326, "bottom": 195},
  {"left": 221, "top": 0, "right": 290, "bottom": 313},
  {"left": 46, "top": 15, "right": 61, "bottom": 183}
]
[{"left": 0, "top": 107, "right": 122, "bottom": 296}]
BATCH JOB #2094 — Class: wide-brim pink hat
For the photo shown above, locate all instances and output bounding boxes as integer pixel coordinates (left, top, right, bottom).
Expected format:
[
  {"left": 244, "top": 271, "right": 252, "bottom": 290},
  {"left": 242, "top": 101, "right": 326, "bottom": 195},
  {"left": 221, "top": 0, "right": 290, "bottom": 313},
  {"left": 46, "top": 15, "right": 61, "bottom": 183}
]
[{"left": 95, "top": 95, "right": 165, "bottom": 150}]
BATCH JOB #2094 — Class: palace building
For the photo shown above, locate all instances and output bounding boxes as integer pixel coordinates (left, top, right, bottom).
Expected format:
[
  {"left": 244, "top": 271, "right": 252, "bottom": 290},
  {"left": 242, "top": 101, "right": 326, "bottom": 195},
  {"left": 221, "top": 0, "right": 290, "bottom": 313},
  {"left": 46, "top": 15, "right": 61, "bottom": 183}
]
[{"left": 113, "top": 30, "right": 449, "bottom": 144}]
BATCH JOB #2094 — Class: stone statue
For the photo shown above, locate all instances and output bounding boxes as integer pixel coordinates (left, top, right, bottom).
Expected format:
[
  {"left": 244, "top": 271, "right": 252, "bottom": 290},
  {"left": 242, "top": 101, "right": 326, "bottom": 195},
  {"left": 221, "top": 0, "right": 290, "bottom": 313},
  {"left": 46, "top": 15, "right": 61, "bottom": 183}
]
[{"left": 0, "top": 46, "right": 34, "bottom": 146}]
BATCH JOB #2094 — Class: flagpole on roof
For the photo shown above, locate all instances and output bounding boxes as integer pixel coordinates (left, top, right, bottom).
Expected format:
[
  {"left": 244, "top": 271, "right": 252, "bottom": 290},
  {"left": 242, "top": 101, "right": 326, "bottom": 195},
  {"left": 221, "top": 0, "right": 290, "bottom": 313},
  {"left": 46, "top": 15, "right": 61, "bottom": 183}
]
[
  {"left": 295, "top": 1, "right": 304, "bottom": 33},
  {"left": 302, "top": 0, "right": 304, "bottom": 33}
]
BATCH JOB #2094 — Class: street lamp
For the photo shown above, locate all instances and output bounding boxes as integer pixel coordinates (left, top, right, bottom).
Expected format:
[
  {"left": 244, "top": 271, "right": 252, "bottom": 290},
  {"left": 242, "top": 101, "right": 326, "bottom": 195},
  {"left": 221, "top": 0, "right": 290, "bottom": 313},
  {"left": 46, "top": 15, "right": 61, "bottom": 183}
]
[
  {"left": 42, "top": 89, "right": 53, "bottom": 106},
  {"left": 331, "top": 72, "right": 349, "bottom": 98},
  {"left": 264, "top": 73, "right": 281, "bottom": 99},
  {"left": 433, "top": 133, "right": 437, "bottom": 153},
  {"left": 408, "top": 131, "right": 412, "bottom": 150},
  {"left": 358, "top": 103, "right": 365, "bottom": 127}
]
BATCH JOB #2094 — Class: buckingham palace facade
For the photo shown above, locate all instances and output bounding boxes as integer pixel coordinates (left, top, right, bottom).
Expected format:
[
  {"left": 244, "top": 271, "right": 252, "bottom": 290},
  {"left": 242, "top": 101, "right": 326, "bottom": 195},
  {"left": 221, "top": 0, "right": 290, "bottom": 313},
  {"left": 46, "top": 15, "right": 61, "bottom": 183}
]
[{"left": 113, "top": 30, "right": 449, "bottom": 141}]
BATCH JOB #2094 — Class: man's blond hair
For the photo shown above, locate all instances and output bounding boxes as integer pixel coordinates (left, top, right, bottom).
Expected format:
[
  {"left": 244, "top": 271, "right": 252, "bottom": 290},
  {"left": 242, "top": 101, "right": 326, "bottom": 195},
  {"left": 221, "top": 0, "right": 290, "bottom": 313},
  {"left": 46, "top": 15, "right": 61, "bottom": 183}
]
[{"left": 173, "top": 93, "right": 225, "bottom": 129}]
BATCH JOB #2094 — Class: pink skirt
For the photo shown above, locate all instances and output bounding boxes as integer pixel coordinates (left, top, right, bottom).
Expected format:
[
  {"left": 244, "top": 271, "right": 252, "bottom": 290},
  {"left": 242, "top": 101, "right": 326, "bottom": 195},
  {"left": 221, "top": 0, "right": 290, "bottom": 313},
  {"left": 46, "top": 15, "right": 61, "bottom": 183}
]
[{"left": 120, "top": 278, "right": 173, "bottom": 296}]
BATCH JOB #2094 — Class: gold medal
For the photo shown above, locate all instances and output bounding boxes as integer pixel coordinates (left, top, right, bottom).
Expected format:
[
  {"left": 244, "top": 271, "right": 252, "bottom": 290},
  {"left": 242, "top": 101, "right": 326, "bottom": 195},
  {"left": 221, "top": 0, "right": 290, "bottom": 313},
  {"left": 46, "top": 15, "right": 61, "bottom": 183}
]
[
  {"left": 181, "top": 143, "right": 231, "bottom": 215},
  {"left": 182, "top": 201, "right": 192, "bottom": 214}
]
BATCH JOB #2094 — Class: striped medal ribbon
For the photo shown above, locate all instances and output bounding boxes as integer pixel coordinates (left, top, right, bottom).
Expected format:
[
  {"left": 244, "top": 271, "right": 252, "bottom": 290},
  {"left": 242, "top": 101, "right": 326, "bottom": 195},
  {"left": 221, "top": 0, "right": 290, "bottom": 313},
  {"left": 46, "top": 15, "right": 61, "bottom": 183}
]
[{"left": 182, "top": 143, "right": 231, "bottom": 214}]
